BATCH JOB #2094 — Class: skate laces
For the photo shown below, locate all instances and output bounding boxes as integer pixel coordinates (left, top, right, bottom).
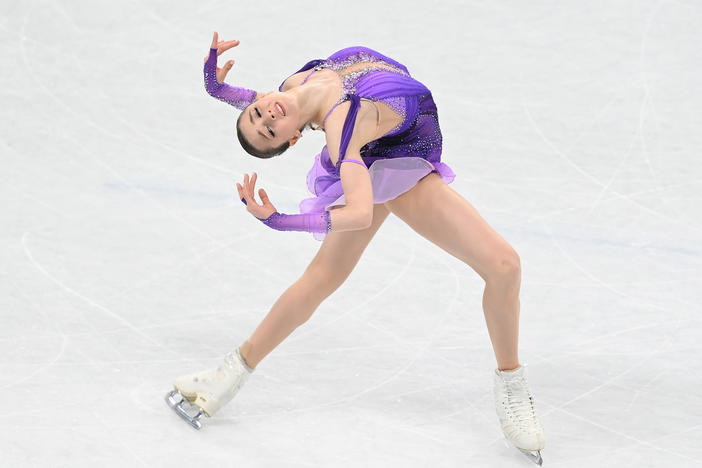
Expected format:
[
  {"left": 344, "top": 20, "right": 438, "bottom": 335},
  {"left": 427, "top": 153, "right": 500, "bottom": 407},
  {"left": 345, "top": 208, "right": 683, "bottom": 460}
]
[{"left": 503, "top": 376, "right": 540, "bottom": 434}]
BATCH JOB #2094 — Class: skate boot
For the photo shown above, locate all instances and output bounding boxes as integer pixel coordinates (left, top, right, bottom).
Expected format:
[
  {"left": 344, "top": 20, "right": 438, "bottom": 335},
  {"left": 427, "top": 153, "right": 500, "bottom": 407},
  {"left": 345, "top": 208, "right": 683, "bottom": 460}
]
[
  {"left": 165, "top": 347, "right": 255, "bottom": 429},
  {"left": 493, "top": 364, "right": 545, "bottom": 465}
]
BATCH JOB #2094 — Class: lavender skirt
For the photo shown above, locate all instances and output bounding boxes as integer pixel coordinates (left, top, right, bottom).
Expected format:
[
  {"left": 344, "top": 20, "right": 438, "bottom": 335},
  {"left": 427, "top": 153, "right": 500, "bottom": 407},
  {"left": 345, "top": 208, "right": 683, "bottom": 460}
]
[{"left": 299, "top": 93, "right": 456, "bottom": 241}]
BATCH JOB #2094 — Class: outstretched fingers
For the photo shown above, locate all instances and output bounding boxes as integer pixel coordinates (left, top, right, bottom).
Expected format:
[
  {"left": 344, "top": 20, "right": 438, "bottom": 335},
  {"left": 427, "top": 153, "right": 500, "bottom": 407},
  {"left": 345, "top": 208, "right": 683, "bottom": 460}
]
[
  {"left": 218, "top": 39, "right": 240, "bottom": 54},
  {"left": 249, "top": 172, "right": 257, "bottom": 194},
  {"left": 241, "top": 173, "right": 259, "bottom": 205},
  {"left": 210, "top": 31, "right": 240, "bottom": 53}
]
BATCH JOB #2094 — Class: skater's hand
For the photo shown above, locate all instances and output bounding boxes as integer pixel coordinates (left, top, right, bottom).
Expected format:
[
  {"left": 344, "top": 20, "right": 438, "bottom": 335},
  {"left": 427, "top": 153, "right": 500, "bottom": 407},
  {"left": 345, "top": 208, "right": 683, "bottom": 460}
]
[
  {"left": 236, "top": 172, "right": 277, "bottom": 220},
  {"left": 205, "top": 31, "right": 240, "bottom": 84}
]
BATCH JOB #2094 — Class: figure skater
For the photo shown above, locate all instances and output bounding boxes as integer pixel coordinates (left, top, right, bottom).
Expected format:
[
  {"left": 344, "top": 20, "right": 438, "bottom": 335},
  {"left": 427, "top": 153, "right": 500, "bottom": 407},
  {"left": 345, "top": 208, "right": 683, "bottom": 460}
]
[{"left": 165, "top": 32, "right": 545, "bottom": 465}]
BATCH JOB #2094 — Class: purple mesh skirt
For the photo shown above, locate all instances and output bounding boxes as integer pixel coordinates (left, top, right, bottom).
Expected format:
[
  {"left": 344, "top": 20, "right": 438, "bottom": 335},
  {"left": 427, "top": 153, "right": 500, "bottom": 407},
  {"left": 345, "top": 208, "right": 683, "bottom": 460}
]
[{"left": 299, "top": 93, "right": 456, "bottom": 241}]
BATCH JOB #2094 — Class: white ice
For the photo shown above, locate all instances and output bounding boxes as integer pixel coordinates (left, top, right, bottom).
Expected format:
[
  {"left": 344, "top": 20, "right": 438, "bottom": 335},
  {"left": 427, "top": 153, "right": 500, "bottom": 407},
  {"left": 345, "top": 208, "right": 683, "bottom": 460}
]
[{"left": 1, "top": 0, "right": 701, "bottom": 466}]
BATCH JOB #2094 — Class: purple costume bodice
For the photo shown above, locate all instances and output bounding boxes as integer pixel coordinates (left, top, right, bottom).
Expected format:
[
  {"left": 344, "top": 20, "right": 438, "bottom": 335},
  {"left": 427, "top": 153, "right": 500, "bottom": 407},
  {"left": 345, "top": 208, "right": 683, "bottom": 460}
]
[{"left": 280, "top": 46, "right": 456, "bottom": 240}]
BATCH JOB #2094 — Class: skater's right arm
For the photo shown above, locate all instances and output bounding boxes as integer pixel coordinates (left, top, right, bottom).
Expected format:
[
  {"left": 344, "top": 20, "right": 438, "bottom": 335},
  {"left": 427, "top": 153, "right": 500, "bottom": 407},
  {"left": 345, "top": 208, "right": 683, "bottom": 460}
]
[{"left": 203, "top": 32, "right": 257, "bottom": 110}]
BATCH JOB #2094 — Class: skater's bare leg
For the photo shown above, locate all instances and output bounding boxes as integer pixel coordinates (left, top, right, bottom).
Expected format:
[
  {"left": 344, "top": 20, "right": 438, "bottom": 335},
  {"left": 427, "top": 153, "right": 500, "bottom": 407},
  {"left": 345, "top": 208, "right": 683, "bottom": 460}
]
[
  {"left": 384, "top": 173, "right": 521, "bottom": 371},
  {"left": 239, "top": 203, "right": 391, "bottom": 369}
]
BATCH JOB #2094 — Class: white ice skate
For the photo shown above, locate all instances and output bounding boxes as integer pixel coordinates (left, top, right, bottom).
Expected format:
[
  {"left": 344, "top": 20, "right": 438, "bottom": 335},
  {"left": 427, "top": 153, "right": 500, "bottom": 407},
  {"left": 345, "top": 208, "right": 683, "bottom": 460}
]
[
  {"left": 165, "top": 347, "right": 255, "bottom": 429},
  {"left": 493, "top": 364, "right": 545, "bottom": 465}
]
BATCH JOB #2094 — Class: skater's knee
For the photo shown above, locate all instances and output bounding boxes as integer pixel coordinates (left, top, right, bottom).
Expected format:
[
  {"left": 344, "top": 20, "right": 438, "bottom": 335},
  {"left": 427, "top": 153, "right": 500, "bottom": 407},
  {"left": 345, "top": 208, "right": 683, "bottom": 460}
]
[{"left": 484, "top": 249, "right": 521, "bottom": 285}]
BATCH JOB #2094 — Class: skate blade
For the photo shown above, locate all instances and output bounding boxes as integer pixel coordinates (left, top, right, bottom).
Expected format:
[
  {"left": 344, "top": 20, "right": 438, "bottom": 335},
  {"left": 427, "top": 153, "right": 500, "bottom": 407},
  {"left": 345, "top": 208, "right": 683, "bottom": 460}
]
[
  {"left": 502, "top": 433, "right": 543, "bottom": 465},
  {"left": 518, "top": 448, "right": 543, "bottom": 466},
  {"left": 165, "top": 389, "right": 207, "bottom": 430}
]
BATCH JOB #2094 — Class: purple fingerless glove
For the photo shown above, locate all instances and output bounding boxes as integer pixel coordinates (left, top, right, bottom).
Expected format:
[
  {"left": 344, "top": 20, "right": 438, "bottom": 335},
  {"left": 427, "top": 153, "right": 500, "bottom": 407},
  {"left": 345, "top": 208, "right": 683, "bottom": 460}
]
[
  {"left": 240, "top": 198, "right": 331, "bottom": 234},
  {"left": 260, "top": 211, "right": 332, "bottom": 234},
  {"left": 204, "top": 48, "right": 256, "bottom": 110}
]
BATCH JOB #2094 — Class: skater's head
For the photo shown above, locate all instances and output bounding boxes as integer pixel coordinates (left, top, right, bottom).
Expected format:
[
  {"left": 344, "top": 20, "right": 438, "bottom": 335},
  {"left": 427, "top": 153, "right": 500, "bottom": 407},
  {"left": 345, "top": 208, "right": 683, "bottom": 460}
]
[{"left": 236, "top": 90, "right": 305, "bottom": 159}]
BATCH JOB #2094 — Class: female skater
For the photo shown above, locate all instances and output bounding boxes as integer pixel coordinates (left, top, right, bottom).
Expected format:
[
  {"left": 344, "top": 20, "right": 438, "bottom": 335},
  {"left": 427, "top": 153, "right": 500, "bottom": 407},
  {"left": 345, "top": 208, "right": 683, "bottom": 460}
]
[{"left": 166, "top": 32, "right": 545, "bottom": 465}]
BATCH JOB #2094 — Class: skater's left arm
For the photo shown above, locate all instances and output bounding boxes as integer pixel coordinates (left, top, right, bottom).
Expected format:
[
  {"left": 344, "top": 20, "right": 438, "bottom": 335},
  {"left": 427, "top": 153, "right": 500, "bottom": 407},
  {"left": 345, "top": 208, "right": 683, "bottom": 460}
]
[{"left": 203, "top": 31, "right": 258, "bottom": 110}]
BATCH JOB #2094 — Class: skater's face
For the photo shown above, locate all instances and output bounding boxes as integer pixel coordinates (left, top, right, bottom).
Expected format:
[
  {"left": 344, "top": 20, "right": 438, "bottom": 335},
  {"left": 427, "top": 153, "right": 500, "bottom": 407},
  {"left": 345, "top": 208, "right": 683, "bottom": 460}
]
[{"left": 238, "top": 91, "right": 302, "bottom": 156}]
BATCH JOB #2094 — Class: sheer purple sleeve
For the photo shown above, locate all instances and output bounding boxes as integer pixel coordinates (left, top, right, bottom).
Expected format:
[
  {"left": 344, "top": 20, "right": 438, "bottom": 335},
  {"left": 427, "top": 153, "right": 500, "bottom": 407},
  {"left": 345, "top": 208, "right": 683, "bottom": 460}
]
[
  {"left": 204, "top": 48, "right": 256, "bottom": 110},
  {"left": 259, "top": 211, "right": 332, "bottom": 234}
]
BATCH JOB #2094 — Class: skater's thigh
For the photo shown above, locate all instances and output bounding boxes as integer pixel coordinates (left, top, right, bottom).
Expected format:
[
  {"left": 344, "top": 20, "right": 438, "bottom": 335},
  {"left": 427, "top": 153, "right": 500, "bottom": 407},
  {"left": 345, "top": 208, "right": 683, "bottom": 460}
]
[
  {"left": 384, "top": 172, "right": 518, "bottom": 282},
  {"left": 307, "top": 203, "right": 390, "bottom": 284}
]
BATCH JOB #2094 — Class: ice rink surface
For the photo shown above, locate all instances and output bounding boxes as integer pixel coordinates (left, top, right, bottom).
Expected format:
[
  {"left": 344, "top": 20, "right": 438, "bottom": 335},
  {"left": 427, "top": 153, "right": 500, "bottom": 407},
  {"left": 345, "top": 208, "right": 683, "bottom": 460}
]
[{"left": 1, "top": 0, "right": 701, "bottom": 466}]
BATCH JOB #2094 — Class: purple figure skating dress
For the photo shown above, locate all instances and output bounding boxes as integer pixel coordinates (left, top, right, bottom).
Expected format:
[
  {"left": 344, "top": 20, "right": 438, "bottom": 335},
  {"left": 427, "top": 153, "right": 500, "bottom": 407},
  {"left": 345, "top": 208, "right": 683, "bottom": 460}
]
[
  {"left": 280, "top": 46, "right": 456, "bottom": 240},
  {"left": 205, "top": 45, "right": 456, "bottom": 241}
]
